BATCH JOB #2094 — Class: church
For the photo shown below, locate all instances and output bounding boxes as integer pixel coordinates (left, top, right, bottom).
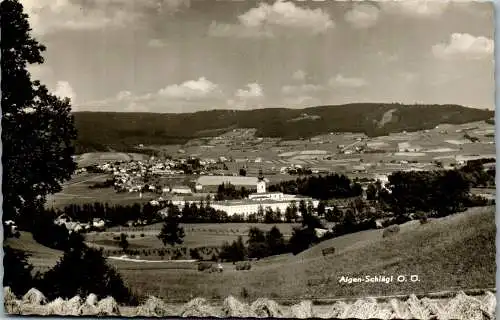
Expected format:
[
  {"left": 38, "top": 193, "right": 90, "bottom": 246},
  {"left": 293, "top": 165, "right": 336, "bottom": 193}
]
[{"left": 210, "top": 172, "right": 319, "bottom": 219}]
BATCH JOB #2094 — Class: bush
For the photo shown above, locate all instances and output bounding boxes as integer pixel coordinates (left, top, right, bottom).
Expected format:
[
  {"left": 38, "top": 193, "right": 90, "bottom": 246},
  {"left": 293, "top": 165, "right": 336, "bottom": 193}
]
[
  {"left": 130, "top": 234, "right": 136, "bottom": 239},
  {"left": 382, "top": 224, "right": 400, "bottom": 238},
  {"left": 198, "top": 261, "right": 213, "bottom": 272},
  {"left": 140, "top": 233, "right": 145, "bottom": 237},
  {"left": 235, "top": 261, "right": 251, "bottom": 271}
]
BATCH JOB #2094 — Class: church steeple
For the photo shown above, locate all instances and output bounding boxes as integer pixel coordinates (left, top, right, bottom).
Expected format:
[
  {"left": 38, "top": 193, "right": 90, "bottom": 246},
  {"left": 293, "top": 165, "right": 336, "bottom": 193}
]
[
  {"left": 258, "top": 169, "right": 264, "bottom": 181},
  {"left": 257, "top": 169, "right": 266, "bottom": 193}
]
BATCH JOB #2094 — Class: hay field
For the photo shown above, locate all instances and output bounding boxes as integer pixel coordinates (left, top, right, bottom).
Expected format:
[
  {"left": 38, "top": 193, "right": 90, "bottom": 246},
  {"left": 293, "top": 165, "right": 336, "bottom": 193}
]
[
  {"left": 46, "top": 173, "right": 156, "bottom": 209},
  {"left": 86, "top": 223, "right": 300, "bottom": 253},
  {"left": 115, "top": 206, "right": 495, "bottom": 301},
  {"left": 5, "top": 206, "right": 495, "bottom": 302}
]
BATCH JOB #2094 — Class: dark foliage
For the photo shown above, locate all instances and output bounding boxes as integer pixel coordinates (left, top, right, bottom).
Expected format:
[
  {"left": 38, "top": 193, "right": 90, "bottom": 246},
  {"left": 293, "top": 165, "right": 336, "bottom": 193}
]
[
  {"left": 1, "top": 0, "right": 77, "bottom": 224},
  {"left": 387, "top": 169, "right": 471, "bottom": 218},
  {"left": 214, "top": 183, "right": 252, "bottom": 201},
  {"left": 158, "top": 209, "right": 185, "bottom": 247},
  {"left": 268, "top": 173, "right": 362, "bottom": 200},
  {"left": 38, "top": 234, "right": 137, "bottom": 304},
  {"left": 288, "top": 227, "right": 318, "bottom": 255},
  {"left": 219, "top": 236, "right": 247, "bottom": 262},
  {"left": 3, "top": 246, "right": 36, "bottom": 296}
]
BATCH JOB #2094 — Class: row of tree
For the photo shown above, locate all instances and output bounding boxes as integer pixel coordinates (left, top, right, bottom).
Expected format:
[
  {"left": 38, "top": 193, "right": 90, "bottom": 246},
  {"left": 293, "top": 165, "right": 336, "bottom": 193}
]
[{"left": 268, "top": 173, "right": 363, "bottom": 200}]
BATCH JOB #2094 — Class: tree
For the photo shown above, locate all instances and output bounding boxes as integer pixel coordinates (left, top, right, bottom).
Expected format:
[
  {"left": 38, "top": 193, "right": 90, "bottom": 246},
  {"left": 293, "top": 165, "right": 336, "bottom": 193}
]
[
  {"left": 366, "top": 183, "right": 378, "bottom": 201},
  {"left": 1, "top": 0, "right": 77, "bottom": 227},
  {"left": 38, "top": 235, "right": 137, "bottom": 304},
  {"left": 158, "top": 209, "right": 185, "bottom": 247},
  {"left": 257, "top": 205, "right": 265, "bottom": 222},
  {"left": 299, "top": 200, "right": 308, "bottom": 217},
  {"left": 248, "top": 227, "right": 266, "bottom": 244},
  {"left": 317, "top": 201, "right": 326, "bottom": 217},
  {"left": 266, "top": 226, "right": 286, "bottom": 255},
  {"left": 118, "top": 233, "right": 129, "bottom": 252},
  {"left": 288, "top": 227, "right": 317, "bottom": 255},
  {"left": 239, "top": 168, "right": 247, "bottom": 176},
  {"left": 3, "top": 246, "right": 36, "bottom": 296}
]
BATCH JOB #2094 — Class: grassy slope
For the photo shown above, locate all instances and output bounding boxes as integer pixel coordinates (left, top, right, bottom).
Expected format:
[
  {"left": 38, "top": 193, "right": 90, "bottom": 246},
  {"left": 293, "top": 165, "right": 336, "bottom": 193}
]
[
  {"left": 115, "top": 206, "right": 495, "bottom": 301},
  {"left": 4, "top": 232, "right": 63, "bottom": 272},
  {"left": 5, "top": 206, "right": 495, "bottom": 302}
]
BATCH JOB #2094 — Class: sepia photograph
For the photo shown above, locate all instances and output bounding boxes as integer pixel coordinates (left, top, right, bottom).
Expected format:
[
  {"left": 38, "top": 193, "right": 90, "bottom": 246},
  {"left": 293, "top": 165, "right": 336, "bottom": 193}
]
[{"left": 2, "top": 0, "right": 496, "bottom": 318}]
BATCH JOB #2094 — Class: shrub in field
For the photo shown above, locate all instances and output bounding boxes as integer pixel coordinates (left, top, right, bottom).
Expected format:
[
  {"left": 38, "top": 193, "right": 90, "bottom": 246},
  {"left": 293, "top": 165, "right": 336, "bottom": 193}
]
[
  {"left": 130, "top": 234, "right": 135, "bottom": 239},
  {"left": 140, "top": 233, "right": 145, "bottom": 237},
  {"left": 198, "top": 262, "right": 213, "bottom": 272},
  {"left": 382, "top": 224, "right": 400, "bottom": 238},
  {"left": 415, "top": 211, "right": 429, "bottom": 224},
  {"left": 235, "top": 261, "right": 251, "bottom": 271}
]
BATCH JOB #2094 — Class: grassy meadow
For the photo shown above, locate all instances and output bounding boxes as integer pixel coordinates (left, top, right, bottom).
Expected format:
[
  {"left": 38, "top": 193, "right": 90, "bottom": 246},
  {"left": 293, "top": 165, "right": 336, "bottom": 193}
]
[
  {"left": 86, "top": 223, "right": 300, "bottom": 254},
  {"left": 9, "top": 206, "right": 494, "bottom": 302},
  {"left": 113, "top": 206, "right": 495, "bottom": 301}
]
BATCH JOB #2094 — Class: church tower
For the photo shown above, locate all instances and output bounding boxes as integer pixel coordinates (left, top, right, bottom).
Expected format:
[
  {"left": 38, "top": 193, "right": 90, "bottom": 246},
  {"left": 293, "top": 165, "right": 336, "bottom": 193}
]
[{"left": 256, "top": 169, "right": 266, "bottom": 193}]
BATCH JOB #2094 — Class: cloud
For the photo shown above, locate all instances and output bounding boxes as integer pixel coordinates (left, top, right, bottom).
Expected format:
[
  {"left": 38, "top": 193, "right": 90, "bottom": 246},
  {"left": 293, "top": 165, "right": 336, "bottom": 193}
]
[
  {"left": 345, "top": 3, "right": 380, "bottom": 28},
  {"left": 158, "top": 77, "right": 221, "bottom": 99},
  {"left": 208, "top": 0, "right": 334, "bottom": 38},
  {"left": 22, "top": 0, "right": 190, "bottom": 35},
  {"left": 235, "top": 83, "right": 264, "bottom": 99},
  {"left": 379, "top": 0, "right": 450, "bottom": 18},
  {"left": 432, "top": 33, "right": 494, "bottom": 60},
  {"left": 292, "top": 70, "right": 307, "bottom": 81},
  {"left": 282, "top": 84, "right": 323, "bottom": 95},
  {"left": 53, "top": 81, "right": 76, "bottom": 101},
  {"left": 329, "top": 74, "right": 368, "bottom": 88}
]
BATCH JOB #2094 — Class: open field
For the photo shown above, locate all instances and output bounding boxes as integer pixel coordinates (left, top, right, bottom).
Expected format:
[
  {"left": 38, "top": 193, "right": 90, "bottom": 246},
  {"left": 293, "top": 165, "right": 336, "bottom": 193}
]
[
  {"left": 140, "top": 120, "right": 495, "bottom": 177},
  {"left": 111, "top": 206, "right": 495, "bottom": 301},
  {"left": 46, "top": 173, "right": 157, "bottom": 209},
  {"left": 86, "top": 223, "right": 300, "bottom": 254},
  {"left": 9, "top": 206, "right": 493, "bottom": 302}
]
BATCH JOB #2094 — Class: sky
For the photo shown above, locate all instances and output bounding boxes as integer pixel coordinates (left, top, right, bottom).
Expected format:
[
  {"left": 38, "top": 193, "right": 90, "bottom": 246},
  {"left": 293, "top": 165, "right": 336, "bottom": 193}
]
[{"left": 23, "top": 0, "right": 495, "bottom": 113}]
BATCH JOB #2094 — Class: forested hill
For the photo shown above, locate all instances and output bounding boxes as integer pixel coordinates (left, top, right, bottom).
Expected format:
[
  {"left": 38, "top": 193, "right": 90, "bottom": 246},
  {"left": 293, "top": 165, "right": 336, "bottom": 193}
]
[{"left": 72, "top": 103, "right": 494, "bottom": 154}]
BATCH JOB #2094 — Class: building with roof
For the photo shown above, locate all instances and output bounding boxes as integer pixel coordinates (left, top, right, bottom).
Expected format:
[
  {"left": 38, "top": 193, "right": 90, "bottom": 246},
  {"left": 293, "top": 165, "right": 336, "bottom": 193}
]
[
  {"left": 196, "top": 175, "right": 270, "bottom": 192},
  {"left": 209, "top": 172, "right": 318, "bottom": 218}
]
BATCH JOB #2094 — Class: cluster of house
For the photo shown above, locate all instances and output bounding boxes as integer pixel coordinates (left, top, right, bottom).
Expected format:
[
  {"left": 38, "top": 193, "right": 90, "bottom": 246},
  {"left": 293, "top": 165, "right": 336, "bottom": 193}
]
[
  {"left": 53, "top": 215, "right": 106, "bottom": 233},
  {"left": 92, "top": 158, "right": 221, "bottom": 193}
]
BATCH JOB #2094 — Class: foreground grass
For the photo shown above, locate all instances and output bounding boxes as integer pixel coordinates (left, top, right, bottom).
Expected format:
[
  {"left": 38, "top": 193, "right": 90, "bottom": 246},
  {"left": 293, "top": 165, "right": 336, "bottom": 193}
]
[
  {"left": 6, "top": 206, "right": 495, "bottom": 302},
  {"left": 116, "top": 206, "right": 495, "bottom": 301}
]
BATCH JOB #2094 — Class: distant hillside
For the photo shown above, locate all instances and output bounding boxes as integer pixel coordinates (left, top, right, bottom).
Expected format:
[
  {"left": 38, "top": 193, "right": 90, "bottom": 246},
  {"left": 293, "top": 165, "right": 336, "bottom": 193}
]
[{"left": 72, "top": 103, "right": 493, "bottom": 154}]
